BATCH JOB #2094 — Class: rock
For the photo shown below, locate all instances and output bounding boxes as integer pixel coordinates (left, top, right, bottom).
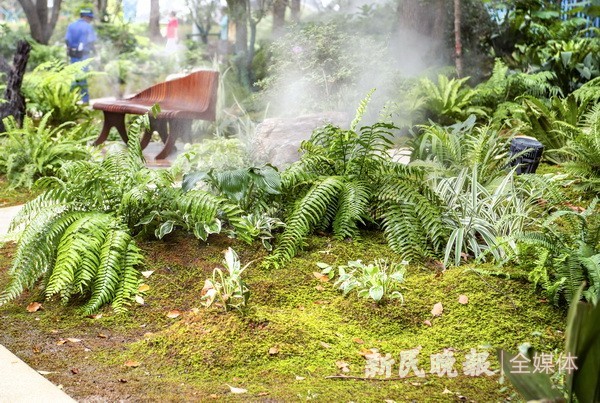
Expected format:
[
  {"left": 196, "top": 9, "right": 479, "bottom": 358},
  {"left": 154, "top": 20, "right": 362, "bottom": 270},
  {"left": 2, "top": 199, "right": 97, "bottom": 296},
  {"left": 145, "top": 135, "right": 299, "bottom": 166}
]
[{"left": 253, "top": 113, "right": 347, "bottom": 169}]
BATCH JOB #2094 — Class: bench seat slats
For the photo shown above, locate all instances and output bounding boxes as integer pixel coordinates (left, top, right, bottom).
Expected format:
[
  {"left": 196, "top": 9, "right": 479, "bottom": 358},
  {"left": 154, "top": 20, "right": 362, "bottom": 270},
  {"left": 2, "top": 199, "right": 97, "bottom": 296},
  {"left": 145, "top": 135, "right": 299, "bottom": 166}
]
[{"left": 91, "top": 70, "right": 219, "bottom": 159}]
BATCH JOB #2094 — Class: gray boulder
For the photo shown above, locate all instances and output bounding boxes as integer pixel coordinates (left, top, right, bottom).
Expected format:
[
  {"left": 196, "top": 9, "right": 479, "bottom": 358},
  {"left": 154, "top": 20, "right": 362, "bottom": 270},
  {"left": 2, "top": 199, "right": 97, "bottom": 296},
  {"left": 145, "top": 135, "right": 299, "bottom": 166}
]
[{"left": 253, "top": 113, "right": 346, "bottom": 169}]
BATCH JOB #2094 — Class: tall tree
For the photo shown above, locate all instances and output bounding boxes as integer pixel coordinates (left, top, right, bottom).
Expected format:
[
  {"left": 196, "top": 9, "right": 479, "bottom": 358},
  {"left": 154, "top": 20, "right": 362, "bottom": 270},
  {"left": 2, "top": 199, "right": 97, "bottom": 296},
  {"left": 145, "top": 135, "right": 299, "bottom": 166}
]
[
  {"left": 454, "top": 0, "right": 463, "bottom": 77},
  {"left": 272, "top": 0, "right": 286, "bottom": 35},
  {"left": 149, "top": 0, "right": 162, "bottom": 41},
  {"left": 227, "top": 0, "right": 272, "bottom": 88},
  {"left": 187, "top": 0, "right": 218, "bottom": 44},
  {"left": 96, "top": 0, "right": 109, "bottom": 21},
  {"left": 17, "top": 0, "right": 63, "bottom": 44},
  {"left": 290, "top": 0, "right": 300, "bottom": 22}
]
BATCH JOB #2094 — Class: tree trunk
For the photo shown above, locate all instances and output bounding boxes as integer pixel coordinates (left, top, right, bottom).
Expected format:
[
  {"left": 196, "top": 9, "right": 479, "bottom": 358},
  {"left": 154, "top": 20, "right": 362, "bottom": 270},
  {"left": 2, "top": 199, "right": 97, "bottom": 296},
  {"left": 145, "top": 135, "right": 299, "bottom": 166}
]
[
  {"left": 454, "top": 0, "right": 463, "bottom": 77},
  {"left": 17, "top": 0, "right": 63, "bottom": 44},
  {"left": 0, "top": 41, "right": 31, "bottom": 134},
  {"left": 272, "top": 0, "right": 286, "bottom": 35},
  {"left": 227, "top": 0, "right": 250, "bottom": 87},
  {"left": 290, "top": 0, "right": 300, "bottom": 23},
  {"left": 149, "top": 0, "right": 162, "bottom": 41},
  {"left": 96, "top": 0, "right": 109, "bottom": 21}
]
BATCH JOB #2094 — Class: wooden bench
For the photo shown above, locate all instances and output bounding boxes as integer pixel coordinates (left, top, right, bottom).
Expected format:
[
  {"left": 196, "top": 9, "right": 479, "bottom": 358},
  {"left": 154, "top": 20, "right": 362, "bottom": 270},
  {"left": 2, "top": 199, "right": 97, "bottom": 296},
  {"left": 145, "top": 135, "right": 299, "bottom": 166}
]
[{"left": 92, "top": 70, "right": 219, "bottom": 159}]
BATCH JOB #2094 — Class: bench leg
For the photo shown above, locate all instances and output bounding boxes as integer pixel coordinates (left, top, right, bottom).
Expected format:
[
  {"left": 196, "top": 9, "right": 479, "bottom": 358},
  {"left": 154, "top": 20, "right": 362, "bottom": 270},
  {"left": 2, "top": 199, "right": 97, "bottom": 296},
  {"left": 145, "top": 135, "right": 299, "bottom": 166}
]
[
  {"left": 142, "top": 118, "right": 168, "bottom": 150},
  {"left": 154, "top": 119, "right": 191, "bottom": 160},
  {"left": 93, "top": 111, "right": 128, "bottom": 146}
]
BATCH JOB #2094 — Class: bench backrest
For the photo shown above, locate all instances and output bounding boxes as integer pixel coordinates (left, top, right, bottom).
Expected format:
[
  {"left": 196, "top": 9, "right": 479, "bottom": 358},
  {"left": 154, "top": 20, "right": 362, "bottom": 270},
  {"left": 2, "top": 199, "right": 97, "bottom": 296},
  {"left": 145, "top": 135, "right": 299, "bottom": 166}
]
[{"left": 127, "top": 70, "right": 219, "bottom": 121}]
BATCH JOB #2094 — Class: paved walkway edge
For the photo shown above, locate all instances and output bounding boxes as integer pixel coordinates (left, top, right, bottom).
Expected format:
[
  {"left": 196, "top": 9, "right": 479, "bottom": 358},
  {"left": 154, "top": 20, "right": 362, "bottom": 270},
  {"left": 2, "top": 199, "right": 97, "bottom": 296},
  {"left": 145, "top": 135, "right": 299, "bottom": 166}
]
[{"left": 0, "top": 345, "right": 76, "bottom": 402}]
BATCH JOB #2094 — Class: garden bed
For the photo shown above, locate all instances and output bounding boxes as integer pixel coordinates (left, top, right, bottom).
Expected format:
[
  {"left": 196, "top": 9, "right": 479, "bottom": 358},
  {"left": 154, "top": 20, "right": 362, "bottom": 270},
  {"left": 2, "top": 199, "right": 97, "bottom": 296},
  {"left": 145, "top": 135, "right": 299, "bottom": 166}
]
[{"left": 0, "top": 231, "right": 566, "bottom": 401}]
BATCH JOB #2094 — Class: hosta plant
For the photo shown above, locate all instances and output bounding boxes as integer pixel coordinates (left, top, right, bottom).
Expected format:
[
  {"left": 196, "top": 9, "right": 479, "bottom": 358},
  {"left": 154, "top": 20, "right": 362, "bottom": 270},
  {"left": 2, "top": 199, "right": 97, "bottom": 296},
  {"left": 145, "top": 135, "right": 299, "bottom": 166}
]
[
  {"left": 201, "top": 248, "right": 251, "bottom": 312},
  {"left": 318, "top": 259, "right": 406, "bottom": 303}
]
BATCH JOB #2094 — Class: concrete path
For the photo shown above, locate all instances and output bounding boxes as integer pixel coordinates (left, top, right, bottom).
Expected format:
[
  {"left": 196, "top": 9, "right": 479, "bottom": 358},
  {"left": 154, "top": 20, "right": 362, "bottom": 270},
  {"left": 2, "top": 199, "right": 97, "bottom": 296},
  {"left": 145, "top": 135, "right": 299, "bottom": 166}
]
[
  {"left": 0, "top": 345, "right": 75, "bottom": 402},
  {"left": 0, "top": 205, "right": 75, "bottom": 402}
]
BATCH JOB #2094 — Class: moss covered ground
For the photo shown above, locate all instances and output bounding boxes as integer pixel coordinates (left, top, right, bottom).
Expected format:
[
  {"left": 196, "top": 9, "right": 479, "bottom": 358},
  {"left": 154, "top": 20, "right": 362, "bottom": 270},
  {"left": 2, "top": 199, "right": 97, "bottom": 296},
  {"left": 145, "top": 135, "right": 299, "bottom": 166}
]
[
  {"left": 0, "top": 176, "right": 39, "bottom": 207},
  {"left": 0, "top": 228, "right": 566, "bottom": 402}
]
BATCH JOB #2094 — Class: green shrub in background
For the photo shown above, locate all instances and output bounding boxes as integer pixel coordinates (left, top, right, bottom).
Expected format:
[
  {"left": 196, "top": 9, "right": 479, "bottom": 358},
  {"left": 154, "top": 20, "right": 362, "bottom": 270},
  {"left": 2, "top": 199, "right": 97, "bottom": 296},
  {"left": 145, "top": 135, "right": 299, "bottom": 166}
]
[
  {"left": 258, "top": 21, "right": 388, "bottom": 115},
  {"left": 22, "top": 60, "right": 95, "bottom": 123}
]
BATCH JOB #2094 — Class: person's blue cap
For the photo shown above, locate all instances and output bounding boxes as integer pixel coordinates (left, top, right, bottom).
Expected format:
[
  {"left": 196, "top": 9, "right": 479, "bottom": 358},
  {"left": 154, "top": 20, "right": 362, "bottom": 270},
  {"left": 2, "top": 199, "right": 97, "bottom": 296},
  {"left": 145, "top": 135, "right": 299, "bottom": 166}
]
[{"left": 80, "top": 8, "right": 94, "bottom": 18}]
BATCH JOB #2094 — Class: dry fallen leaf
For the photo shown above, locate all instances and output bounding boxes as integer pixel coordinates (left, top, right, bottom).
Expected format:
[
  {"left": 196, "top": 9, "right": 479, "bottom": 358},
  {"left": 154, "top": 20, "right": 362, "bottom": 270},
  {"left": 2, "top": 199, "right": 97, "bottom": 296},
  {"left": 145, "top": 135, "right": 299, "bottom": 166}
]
[
  {"left": 443, "top": 388, "right": 452, "bottom": 394},
  {"left": 141, "top": 270, "right": 154, "bottom": 278},
  {"left": 315, "top": 285, "right": 325, "bottom": 291},
  {"left": 37, "top": 370, "right": 54, "bottom": 375},
  {"left": 358, "top": 348, "right": 377, "bottom": 357},
  {"left": 124, "top": 360, "right": 141, "bottom": 368},
  {"left": 166, "top": 310, "right": 181, "bottom": 318},
  {"left": 431, "top": 302, "right": 444, "bottom": 317},
  {"left": 135, "top": 295, "right": 145, "bottom": 305},
  {"left": 423, "top": 320, "right": 432, "bottom": 327},
  {"left": 87, "top": 313, "right": 102, "bottom": 320},
  {"left": 313, "top": 272, "right": 330, "bottom": 282},
  {"left": 26, "top": 302, "right": 42, "bottom": 313},
  {"left": 138, "top": 284, "right": 150, "bottom": 292},
  {"left": 335, "top": 361, "right": 350, "bottom": 373},
  {"left": 458, "top": 295, "right": 469, "bottom": 305},
  {"left": 56, "top": 339, "right": 67, "bottom": 345},
  {"left": 226, "top": 385, "right": 247, "bottom": 394},
  {"left": 268, "top": 347, "right": 279, "bottom": 355},
  {"left": 257, "top": 392, "right": 269, "bottom": 397},
  {"left": 352, "top": 337, "right": 364, "bottom": 344},
  {"left": 67, "top": 338, "right": 81, "bottom": 343},
  {"left": 295, "top": 375, "right": 305, "bottom": 381},
  {"left": 320, "top": 341, "right": 331, "bottom": 349},
  {"left": 97, "top": 333, "right": 108, "bottom": 339}
]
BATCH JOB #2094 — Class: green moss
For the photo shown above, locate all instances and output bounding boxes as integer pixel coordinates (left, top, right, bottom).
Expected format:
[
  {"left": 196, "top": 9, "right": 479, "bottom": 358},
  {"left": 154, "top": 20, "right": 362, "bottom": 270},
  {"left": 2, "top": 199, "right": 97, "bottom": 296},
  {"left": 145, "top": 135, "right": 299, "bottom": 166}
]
[
  {"left": 1, "top": 230, "right": 566, "bottom": 401},
  {"left": 0, "top": 176, "right": 39, "bottom": 207}
]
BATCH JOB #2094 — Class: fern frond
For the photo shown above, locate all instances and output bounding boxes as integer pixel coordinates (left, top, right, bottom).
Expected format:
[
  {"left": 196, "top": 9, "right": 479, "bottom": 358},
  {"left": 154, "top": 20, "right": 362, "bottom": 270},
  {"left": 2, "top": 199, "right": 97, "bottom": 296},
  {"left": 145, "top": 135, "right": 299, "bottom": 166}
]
[
  {"left": 266, "top": 176, "right": 343, "bottom": 268},
  {"left": 332, "top": 179, "right": 370, "bottom": 240},
  {"left": 82, "top": 226, "right": 138, "bottom": 315}
]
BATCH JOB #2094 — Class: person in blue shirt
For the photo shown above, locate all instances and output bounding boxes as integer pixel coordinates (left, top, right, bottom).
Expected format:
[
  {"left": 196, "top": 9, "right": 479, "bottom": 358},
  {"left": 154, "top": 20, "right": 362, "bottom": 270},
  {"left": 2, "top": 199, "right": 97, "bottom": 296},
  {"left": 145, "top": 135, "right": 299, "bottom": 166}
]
[{"left": 65, "top": 8, "right": 97, "bottom": 103}]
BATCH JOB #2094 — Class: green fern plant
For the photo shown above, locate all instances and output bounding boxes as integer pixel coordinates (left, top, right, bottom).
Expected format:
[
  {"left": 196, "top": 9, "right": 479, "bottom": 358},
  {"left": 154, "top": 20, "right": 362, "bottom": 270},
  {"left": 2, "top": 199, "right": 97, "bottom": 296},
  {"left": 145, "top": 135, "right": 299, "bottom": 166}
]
[
  {"left": 414, "top": 74, "right": 486, "bottom": 125},
  {"left": 0, "top": 112, "right": 93, "bottom": 189},
  {"left": 514, "top": 94, "right": 590, "bottom": 163},
  {"left": 515, "top": 199, "right": 600, "bottom": 305},
  {"left": 265, "top": 93, "right": 446, "bottom": 268},
  {"left": 562, "top": 104, "right": 600, "bottom": 194},
  {"left": 0, "top": 115, "right": 159, "bottom": 314},
  {"left": 410, "top": 116, "right": 511, "bottom": 184}
]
